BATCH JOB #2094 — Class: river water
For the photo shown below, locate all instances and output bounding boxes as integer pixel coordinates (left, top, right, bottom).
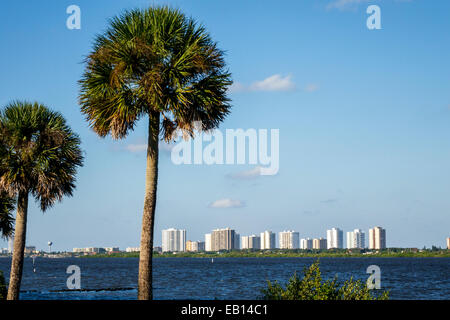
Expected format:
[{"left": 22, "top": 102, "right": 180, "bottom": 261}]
[{"left": 0, "top": 257, "right": 448, "bottom": 300}]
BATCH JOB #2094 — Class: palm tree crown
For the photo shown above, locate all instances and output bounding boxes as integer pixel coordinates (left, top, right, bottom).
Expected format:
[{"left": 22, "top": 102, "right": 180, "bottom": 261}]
[
  {"left": 79, "top": 6, "right": 232, "bottom": 140},
  {"left": 0, "top": 101, "right": 84, "bottom": 210}
]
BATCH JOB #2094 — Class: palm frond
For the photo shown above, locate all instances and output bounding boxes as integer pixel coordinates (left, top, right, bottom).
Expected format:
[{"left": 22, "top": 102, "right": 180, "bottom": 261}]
[
  {"left": 0, "top": 101, "right": 84, "bottom": 211},
  {"left": 0, "top": 192, "right": 15, "bottom": 239},
  {"left": 79, "top": 5, "right": 232, "bottom": 141}
]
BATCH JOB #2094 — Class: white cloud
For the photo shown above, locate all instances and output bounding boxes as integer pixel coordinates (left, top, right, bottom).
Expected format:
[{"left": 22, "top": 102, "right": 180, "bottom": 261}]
[
  {"left": 227, "top": 166, "right": 262, "bottom": 180},
  {"left": 250, "top": 74, "right": 295, "bottom": 92},
  {"left": 208, "top": 198, "right": 245, "bottom": 208},
  {"left": 229, "top": 74, "right": 295, "bottom": 93}
]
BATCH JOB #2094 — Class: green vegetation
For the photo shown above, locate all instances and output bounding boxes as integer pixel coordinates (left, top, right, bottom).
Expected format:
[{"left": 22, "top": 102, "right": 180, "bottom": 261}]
[
  {"left": 0, "top": 102, "right": 84, "bottom": 300},
  {"left": 80, "top": 252, "right": 141, "bottom": 258},
  {"left": 261, "top": 261, "right": 389, "bottom": 300},
  {"left": 79, "top": 248, "right": 450, "bottom": 258},
  {"left": 0, "top": 270, "right": 7, "bottom": 300},
  {"left": 78, "top": 6, "right": 232, "bottom": 300},
  {"left": 0, "top": 192, "right": 15, "bottom": 239}
]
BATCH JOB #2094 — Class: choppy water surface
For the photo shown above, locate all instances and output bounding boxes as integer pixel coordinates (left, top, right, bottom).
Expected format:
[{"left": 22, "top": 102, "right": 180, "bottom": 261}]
[{"left": 0, "top": 257, "right": 448, "bottom": 300}]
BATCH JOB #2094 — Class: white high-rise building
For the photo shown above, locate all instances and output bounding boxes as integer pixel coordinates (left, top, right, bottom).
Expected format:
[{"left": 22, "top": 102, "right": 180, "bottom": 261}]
[
  {"left": 346, "top": 229, "right": 365, "bottom": 249},
  {"left": 241, "top": 236, "right": 249, "bottom": 249},
  {"left": 369, "top": 227, "right": 386, "bottom": 250},
  {"left": 260, "top": 231, "right": 276, "bottom": 249},
  {"left": 241, "top": 235, "right": 260, "bottom": 249},
  {"left": 205, "top": 233, "right": 212, "bottom": 251},
  {"left": 279, "top": 231, "right": 299, "bottom": 249},
  {"left": 162, "top": 228, "right": 186, "bottom": 252},
  {"left": 327, "top": 228, "right": 343, "bottom": 249},
  {"left": 300, "top": 238, "right": 313, "bottom": 250}
]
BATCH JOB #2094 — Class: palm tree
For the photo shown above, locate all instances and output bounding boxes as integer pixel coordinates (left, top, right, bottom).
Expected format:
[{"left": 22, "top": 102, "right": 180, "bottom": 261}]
[
  {"left": 0, "top": 192, "right": 15, "bottom": 239},
  {"left": 79, "top": 6, "right": 232, "bottom": 299},
  {"left": 0, "top": 101, "right": 84, "bottom": 300}
]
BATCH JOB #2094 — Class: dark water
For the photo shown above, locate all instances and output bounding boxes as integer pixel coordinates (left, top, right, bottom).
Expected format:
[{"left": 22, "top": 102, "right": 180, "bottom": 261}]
[{"left": 0, "top": 257, "right": 449, "bottom": 300}]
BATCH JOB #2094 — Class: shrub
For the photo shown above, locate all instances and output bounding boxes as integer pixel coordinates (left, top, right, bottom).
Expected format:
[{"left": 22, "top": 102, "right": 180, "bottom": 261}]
[
  {"left": 261, "top": 261, "right": 389, "bottom": 300},
  {"left": 0, "top": 270, "right": 7, "bottom": 300}
]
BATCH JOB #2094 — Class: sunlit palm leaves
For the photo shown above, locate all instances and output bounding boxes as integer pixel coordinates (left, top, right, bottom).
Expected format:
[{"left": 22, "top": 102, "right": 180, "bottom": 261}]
[
  {"left": 0, "top": 101, "right": 84, "bottom": 211},
  {"left": 79, "top": 6, "right": 232, "bottom": 140}
]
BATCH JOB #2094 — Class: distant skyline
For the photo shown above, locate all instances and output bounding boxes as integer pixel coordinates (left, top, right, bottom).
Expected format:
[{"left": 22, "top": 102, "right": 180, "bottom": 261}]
[
  {"left": 5, "top": 224, "right": 447, "bottom": 252},
  {"left": 1, "top": 0, "right": 450, "bottom": 251}
]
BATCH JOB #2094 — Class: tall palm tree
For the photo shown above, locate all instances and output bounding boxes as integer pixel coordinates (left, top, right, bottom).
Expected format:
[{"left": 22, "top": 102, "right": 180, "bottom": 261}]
[
  {"left": 79, "top": 6, "right": 232, "bottom": 299},
  {"left": 0, "top": 101, "right": 84, "bottom": 300}
]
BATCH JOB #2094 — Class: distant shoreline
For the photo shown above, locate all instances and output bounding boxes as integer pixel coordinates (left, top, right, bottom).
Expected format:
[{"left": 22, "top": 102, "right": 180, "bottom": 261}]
[
  {"left": 78, "top": 249, "right": 450, "bottom": 259},
  {"left": 1, "top": 249, "right": 448, "bottom": 259}
]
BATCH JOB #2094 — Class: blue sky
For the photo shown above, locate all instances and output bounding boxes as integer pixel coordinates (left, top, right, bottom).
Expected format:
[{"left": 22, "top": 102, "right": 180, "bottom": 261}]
[{"left": 0, "top": 0, "right": 449, "bottom": 251}]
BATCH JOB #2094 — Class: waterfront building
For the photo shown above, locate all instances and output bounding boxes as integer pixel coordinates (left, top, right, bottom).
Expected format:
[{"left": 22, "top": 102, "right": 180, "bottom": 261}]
[
  {"left": 205, "top": 233, "right": 212, "bottom": 251},
  {"left": 24, "top": 246, "right": 36, "bottom": 254},
  {"left": 279, "top": 231, "right": 299, "bottom": 249},
  {"left": 186, "top": 240, "right": 195, "bottom": 252},
  {"left": 241, "top": 235, "right": 261, "bottom": 249},
  {"left": 104, "top": 247, "right": 120, "bottom": 252},
  {"left": 153, "top": 246, "right": 162, "bottom": 253},
  {"left": 447, "top": 238, "right": 450, "bottom": 250},
  {"left": 260, "top": 231, "right": 276, "bottom": 249},
  {"left": 327, "top": 228, "right": 343, "bottom": 249},
  {"left": 211, "top": 228, "right": 237, "bottom": 251},
  {"left": 234, "top": 233, "right": 240, "bottom": 250},
  {"left": 241, "top": 236, "right": 248, "bottom": 249},
  {"left": 125, "top": 247, "right": 140, "bottom": 253},
  {"left": 162, "top": 228, "right": 186, "bottom": 252},
  {"left": 369, "top": 227, "right": 386, "bottom": 250},
  {"left": 186, "top": 240, "right": 205, "bottom": 252},
  {"left": 86, "top": 247, "right": 106, "bottom": 253},
  {"left": 313, "top": 238, "right": 327, "bottom": 250},
  {"left": 346, "top": 229, "right": 365, "bottom": 249},
  {"left": 300, "top": 238, "right": 313, "bottom": 250}
]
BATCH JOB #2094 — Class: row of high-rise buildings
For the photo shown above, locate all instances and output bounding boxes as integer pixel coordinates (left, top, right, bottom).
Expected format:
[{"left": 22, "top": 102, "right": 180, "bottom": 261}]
[
  {"left": 161, "top": 226, "right": 387, "bottom": 252},
  {"left": 322, "top": 227, "right": 386, "bottom": 250},
  {"left": 73, "top": 247, "right": 120, "bottom": 253}
]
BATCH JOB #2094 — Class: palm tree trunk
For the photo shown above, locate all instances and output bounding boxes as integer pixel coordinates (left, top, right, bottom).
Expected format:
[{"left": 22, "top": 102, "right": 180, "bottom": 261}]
[
  {"left": 138, "top": 111, "right": 160, "bottom": 300},
  {"left": 7, "top": 191, "right": 28, "bottom": 300}
]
